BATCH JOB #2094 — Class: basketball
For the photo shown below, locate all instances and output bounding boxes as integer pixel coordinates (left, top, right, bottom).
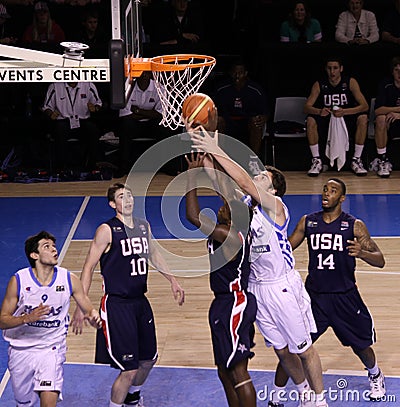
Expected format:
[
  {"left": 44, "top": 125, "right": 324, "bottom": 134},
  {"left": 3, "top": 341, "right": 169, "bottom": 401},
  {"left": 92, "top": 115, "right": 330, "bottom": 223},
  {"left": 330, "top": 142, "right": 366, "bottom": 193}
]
[{"left": 182, "top": 93, "right": 216, "bottom": 126}]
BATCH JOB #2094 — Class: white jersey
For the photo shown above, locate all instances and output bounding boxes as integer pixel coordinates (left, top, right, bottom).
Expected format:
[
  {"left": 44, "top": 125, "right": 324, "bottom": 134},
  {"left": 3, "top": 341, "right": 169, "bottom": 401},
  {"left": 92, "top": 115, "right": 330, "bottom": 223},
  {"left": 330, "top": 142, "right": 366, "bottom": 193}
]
[
  {"left": 42, "top": 82, "right": 102, "bottom": 120},
  {"left": 248, "top": 198, "right": 295, "bottom": 283},
  {"left": 119, "top": 79, "right": 163, "bottom": 119},
  {"left": 3, "top": 266, "right": 72, "bottom": 348}
]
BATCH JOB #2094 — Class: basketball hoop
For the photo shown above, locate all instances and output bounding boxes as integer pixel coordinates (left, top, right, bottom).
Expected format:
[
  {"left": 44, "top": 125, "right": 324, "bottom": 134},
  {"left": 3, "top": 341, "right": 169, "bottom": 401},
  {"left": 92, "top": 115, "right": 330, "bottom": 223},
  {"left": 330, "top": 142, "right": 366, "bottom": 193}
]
[{"left": 127, "top": 54, "right": 216, "bottom": 130}]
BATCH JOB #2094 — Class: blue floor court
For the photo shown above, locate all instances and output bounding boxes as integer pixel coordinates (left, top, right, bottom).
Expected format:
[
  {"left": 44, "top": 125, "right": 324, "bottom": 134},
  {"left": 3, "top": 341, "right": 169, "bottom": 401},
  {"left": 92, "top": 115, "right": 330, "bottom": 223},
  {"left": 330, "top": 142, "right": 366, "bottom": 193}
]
[{"left": 0, "top": 194, "right": 399, "bottom": 406}]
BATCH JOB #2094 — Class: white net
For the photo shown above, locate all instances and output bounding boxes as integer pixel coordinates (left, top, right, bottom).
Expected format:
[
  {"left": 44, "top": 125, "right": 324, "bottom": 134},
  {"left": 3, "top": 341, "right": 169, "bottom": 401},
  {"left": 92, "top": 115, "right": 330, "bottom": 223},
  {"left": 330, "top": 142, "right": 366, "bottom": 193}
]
[{"left": 152, "top": 55, "right": 216, "bottom": 130}]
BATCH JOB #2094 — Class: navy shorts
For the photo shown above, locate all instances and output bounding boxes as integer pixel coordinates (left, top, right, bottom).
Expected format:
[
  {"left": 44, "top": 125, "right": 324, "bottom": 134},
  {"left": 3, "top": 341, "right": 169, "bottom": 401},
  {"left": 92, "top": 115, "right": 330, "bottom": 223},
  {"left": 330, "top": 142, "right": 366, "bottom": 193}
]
[
  {"left": 309, "top": 113, "right": 363, "bottom": 142},
  {"left": 309, "top": 288, "right": 376, "bottom": 350},
  {"left": 209, "top": 291, "right": 257, "bottom": 369},
  {"left": 95, "top": 295, "right": 157, "bottom": 371}
]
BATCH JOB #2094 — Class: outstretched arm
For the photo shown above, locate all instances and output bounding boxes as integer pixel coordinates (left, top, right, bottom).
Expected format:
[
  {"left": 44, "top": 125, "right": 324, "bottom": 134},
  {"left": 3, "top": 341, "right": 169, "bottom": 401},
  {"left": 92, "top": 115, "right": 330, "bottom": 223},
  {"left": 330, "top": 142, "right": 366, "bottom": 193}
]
[
  {"left": 348, "top": 219, "right": 385, "bottom": 268},
  {"left": 190, "top": 129, "right": 283, "bottom": 221},
  {"left": 185, "top": 152, "right": 243, "bottom": 262}
]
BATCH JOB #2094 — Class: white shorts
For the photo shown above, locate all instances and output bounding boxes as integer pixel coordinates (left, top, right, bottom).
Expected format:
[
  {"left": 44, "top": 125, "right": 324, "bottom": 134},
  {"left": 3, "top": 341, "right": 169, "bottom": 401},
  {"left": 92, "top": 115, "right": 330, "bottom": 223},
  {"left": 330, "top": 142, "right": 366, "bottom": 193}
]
[
  {"left": 8, "top": 342, "right": 66, "bottom": 406},
  {"left": 248, "top": 269, "right": 316, "bottom": 354}
]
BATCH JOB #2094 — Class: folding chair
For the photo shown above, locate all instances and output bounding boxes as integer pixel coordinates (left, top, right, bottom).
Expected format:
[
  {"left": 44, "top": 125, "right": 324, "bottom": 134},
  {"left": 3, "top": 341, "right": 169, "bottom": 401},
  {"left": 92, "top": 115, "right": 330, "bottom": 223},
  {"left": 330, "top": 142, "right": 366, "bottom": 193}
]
[{"left": 268, "top": 96, "right": 307, "bottom": 167}]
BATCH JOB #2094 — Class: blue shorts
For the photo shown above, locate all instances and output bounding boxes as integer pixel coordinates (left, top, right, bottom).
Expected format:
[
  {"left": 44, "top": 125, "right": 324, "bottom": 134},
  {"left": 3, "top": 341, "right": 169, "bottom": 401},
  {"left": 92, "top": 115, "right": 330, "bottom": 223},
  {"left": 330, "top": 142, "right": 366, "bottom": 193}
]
[
  {"left": 309, "top": 288, "right": 376, "bottom": 350},
  {"left": 209, "top": 291, "right": 257, "bottom": 369},
  {"left": 95, "top": 295, "right": 157, "bottom": 371}
]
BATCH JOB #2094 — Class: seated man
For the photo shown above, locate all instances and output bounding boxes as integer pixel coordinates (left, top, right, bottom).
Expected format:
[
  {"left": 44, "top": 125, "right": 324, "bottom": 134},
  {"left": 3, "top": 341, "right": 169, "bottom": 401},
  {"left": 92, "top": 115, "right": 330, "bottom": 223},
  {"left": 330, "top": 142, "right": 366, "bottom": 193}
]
[
  {"left": 214, "top": 60, "right": 268, "bottom": 159},
  {"left": 370, "top": 56, "right": 400, "bottom": 178},
  {"left": 42, "top": 81, "right": 103, "bottom": 172},
  {"left": 117, "top": 70, "right": 168, "bottom": 175},
  {"left": 304, "top": 57, "right": 369, "bottom": 176},
  {"left": 381, "top": 0, "right": 400, "bottom": 45}
]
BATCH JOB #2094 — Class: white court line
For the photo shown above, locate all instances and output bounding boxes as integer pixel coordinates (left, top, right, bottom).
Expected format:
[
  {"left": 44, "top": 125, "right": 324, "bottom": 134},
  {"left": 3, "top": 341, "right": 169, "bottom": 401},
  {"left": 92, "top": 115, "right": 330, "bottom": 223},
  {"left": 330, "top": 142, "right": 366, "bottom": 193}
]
[
  {"left": 68, "top": 268, "right": 400, "bottom": 276},
  {"left": 0, "top": 196, "right": 91, "bottom": 399},
  {"left": 0, "top": 369, "right": 9, "bottom": 398},
  {"left": 50, "top": 362, "right": 400, "bottom": 379},
  {"left": 58, "top": 196, "right": 90, "bottom": 265}
]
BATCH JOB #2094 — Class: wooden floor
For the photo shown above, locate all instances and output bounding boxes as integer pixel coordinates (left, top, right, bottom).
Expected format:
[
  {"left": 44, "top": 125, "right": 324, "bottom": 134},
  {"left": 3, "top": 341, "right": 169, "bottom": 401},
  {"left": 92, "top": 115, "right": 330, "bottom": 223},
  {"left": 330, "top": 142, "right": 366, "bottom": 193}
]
[{"left": 4, "top": 171, "right": 399, "bottom": 376}]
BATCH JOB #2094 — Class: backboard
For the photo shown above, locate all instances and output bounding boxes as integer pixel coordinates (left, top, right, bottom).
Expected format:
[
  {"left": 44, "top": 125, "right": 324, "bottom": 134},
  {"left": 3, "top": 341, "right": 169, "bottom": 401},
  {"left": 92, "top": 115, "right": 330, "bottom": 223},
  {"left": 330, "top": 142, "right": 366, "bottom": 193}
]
[{"left": 110, "top": 0, "right": 143, "bottom": 109}]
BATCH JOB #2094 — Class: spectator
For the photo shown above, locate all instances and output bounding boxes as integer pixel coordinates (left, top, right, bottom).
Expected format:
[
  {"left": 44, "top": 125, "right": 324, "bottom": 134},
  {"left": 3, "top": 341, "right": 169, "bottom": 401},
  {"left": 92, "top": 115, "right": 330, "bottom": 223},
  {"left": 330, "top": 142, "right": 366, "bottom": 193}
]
[
  {"left": 152, "top": 0, "right": 205, "bottom": 53},
  {"left": 21, "top": 1, "right": 65, "bottom": 49},
  {"left": 381, "top": 0, "right": 400, "bottom": 45},
  {"left": 335, "top": 0, "right": 379, "bottom": 45},
  {"left": 117, "top": 70, "right": 168, "bottom": 175},
  {"left": 42, "top": 81, "right": 103, "bottom": 172},
  {"left": 71, "top": 6, "right": 109, "bottom": 58},
  {"left": 214, "top": 60, "right": 268, "bottom": 158},
  {"left": 0, "top": 3, "right": 17, "bottom": 45},
  {"left": 280, "top": 1, "right": 322, "bottom": 43},
  {"left": 369, "top": 56, "right": 400, "bottom": 178},
  {"left": 304, "top": 56, "right": 369, "bottom": 177}
]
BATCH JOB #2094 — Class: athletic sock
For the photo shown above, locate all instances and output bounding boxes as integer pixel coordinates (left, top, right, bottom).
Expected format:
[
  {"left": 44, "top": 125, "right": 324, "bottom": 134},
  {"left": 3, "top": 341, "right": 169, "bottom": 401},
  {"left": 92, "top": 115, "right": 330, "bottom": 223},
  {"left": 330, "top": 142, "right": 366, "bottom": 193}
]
[
  {"left": 310, "top": 144, "right": 320, "bottom": 158},
  {"left": 353, "top": 143, "right": 364, "bottom": 159},
  {"left": 109, "top": 401, "right": 123, "bottom": 407},
  {"left": 367, "top": 362, "right": 380, "bottom": 377},
  {"left": 271, "top": 384, "right": 286, "bottom": 403},
  {"left": 296, "top": 379, "right": 310, "bottom": 394}
]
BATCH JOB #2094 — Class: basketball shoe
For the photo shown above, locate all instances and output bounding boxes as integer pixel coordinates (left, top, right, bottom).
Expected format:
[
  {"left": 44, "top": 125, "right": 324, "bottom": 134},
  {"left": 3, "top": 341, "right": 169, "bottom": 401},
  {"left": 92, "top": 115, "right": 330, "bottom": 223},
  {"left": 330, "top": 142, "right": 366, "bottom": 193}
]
[
  {"left": 369, "top": 369, "right": 386, "bottom": 401},
  {"left": 351, "top": 157, "right": 367, "bottom": 176},
  {"left": 307, "top": 158, "right": 322, "bottom": 177}
]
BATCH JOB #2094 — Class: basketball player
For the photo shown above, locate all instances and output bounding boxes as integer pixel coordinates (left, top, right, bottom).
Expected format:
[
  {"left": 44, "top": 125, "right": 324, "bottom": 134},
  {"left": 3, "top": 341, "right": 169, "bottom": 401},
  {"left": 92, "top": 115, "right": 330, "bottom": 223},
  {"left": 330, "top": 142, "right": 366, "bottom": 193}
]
[
  {"left": 270, "top": 178, "right": 386, "bottom": 404},
  {"left": 190, "top": 128, "right": 329, "bottom": 406},
  {"left": 71, "top": 183, "right": 185, "bottom": 407},
  {"left": 0, "top": 230, "right": 101, "bottom": 407},
  {"left": 305, "top": 57, "right": 369, "bottom": 176},
  {"left": 185, "top": 152, "right": 257, "bottom": 407}
]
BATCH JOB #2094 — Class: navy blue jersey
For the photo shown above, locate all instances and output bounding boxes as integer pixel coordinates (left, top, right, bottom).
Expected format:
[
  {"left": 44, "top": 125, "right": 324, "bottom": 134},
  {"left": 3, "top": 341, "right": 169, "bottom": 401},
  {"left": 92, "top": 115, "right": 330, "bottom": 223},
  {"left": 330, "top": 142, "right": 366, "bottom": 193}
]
[
  {"left": 304, "top": 211, "right": 356, "bottom": 293},
  {"left": 214, "top": 79, "right": 268, "bottom": 118},
  {"left": 208, "top": 231, "right": 251, "bottom": 295},
  {"left": 315, "top": 75, "right": 358, "bottom": 109},
  {"left": 375, "top": 77, "right": 400, "bottom": 109},
  {"left": 100, "top": 217, "right": 149, "bottom": 298}
]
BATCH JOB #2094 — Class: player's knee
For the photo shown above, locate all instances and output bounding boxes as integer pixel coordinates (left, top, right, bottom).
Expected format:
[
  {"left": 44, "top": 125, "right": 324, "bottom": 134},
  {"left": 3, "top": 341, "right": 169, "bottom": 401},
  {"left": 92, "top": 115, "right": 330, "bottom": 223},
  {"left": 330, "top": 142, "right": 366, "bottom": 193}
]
[
  {"left": 138, "top": 357, "right": 157, "bottom": 372},
  {"left": 375, "top": 114, "right": 386, "bottom": 129}
]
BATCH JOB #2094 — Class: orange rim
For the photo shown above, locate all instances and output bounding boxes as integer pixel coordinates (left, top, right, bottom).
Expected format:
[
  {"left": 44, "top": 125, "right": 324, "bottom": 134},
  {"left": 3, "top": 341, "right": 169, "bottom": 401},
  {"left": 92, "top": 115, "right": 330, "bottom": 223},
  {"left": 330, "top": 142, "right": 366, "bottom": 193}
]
[
  {"left": 127, "top": 54, "right": 215, "bottom": 78},
  {"left": 150, "top": 54, "right": 216, "bottom": 72}
]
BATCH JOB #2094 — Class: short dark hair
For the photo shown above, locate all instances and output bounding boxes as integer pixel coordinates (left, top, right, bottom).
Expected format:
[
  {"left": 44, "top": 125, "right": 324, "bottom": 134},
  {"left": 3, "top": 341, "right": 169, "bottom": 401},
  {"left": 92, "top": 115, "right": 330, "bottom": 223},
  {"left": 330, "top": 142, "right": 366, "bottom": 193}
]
[
  {"left": 328, "top": 177, "right": 346, "bottom": 195},
  {"left": 264, "top": 165, "right": 287, "bottom": 197},
  {"left": 391, "top": 56, "right": 400, "bottom": 71},
  {"left": 107, "top": 183, "right": 132, "bottom": 202},
  {"left": 325, "top": 56, "right": 343, "bottom": 67},
  {"left": 25, "top": 230, "right": 56, "bottom": 267}
]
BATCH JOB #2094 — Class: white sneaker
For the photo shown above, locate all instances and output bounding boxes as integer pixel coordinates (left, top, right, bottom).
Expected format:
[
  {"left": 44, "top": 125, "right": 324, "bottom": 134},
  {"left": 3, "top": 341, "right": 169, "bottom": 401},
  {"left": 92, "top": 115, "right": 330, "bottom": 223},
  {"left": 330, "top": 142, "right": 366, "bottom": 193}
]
[
  {"left": 369, "top": 369, "right": 386, "bottom": 400},
  {"left": 307, "top": 158, "right": 322, "bottom": 177},
  {"left": 298, "top": 390, "right": 316, "bottom": 407},
  {"left": 351, "top": 157, "right": 367, "bottom": 176},
  {"left": 377, "top": 159, "right": 392, "bottom": 178},
  {"left": 368, "top": 157, "right": 380, "bottom": 172}
]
